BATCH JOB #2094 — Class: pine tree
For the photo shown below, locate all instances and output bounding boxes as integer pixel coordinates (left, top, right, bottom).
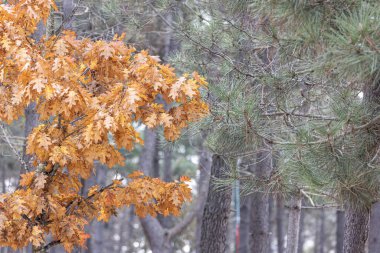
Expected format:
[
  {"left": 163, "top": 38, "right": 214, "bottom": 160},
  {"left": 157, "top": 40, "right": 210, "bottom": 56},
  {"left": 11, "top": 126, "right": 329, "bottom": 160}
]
[{"left": 154, "top": 0, "right": 380, "bottom": 252}]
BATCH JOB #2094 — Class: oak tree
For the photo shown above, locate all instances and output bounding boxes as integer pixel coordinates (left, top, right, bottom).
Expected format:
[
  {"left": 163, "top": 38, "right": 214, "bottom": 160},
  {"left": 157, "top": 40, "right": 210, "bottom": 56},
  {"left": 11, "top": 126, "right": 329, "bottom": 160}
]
[{"left": 0, "top": 0, "right": 208, "bottom": 252}]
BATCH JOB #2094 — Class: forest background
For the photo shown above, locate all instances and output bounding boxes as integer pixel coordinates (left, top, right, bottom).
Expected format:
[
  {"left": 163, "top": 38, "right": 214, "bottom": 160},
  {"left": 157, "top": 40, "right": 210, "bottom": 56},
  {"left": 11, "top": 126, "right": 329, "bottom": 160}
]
[{"left": 1, "top": 0, "right": 380, "bottom": 253}]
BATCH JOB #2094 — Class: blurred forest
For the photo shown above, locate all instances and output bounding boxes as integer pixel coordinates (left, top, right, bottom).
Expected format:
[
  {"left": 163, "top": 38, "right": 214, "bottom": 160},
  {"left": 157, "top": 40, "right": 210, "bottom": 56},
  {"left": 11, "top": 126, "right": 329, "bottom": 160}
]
[{"left": 1, "top": 0, "right": 380, "bottom": 253}]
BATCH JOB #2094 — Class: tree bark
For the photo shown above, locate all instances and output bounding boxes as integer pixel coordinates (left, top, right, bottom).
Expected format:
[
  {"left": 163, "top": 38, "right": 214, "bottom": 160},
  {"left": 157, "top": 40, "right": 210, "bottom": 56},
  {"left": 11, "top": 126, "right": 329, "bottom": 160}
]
[
  {"left": 138, "top": 128, "right": 173, "bottom": 253},
  {"left": 158, "top": 147, "right": 174, "bottom": 229},
  {"left": 22, "top": 104, "right": 39, "bottom": 174},
  {"left": 285, "top": 193, "right": 302, "bottom": 253},
  {"left": 163, "top": 149, "right": 173, "bottom": 182},
  {"left": 140, "top": 216, "right": 171, "bottom": 253},
  {"left": 267, "top": 196, "right": 274, "bottom": 253},
  {"left": 318, "top": 209, "right": 325, "bottom": 253},
  {"left": 343, "top": 205, "right": 370, "bottom": 253},
  {"left": 239, "top": 197, "right": 251, "bottom": 253},
  {"left": 200, "top": 155, "right": 232, "bottom": 253},
  {"left": 249, "top": 147, "right": 273, "bottom": 253},
  {"left": 297, "top": 201, "right": 305, "bottom": 253},
  {"left": 195, "top": 145, "right": 212, "bottom": 253},
  {"left": 369, "top": 202, "right": 380, "bottom": 253},
  {"left": 276, "top": 197, "right": 284, "bottom": 253},
  {"left": 90, "top": 163, "right": 107, "bottom": 253},
  {"left": 1, "top": 166, "right": 6, "bottom": 193},
  {"left": 62, "top": 0, "right": 74, "bottom": 21},
  {"left": 336, "top": 210, "right": 345, "bottom": 253},
  {"left": 139, "top": 128, "right": 159, "bottom": 178}
]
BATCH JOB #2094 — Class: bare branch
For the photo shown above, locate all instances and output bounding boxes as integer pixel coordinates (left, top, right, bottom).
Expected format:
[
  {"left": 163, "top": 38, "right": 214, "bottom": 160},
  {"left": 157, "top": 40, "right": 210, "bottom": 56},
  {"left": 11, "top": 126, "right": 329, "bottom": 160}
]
[{"left": 0, "top": 123, "right": 29, "bottom": 172}]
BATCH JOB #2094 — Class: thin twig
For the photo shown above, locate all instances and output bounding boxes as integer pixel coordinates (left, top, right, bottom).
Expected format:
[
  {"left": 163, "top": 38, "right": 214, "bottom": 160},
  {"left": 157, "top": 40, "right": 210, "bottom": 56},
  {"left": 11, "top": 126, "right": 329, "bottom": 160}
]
[{"left": 0, "top": 123, "right": 29, "bottom": 172}]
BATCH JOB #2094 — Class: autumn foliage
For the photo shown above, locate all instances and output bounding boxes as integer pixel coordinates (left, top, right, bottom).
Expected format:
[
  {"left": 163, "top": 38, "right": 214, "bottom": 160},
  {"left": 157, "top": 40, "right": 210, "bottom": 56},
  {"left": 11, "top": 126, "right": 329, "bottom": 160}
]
[{"left": 0, "top": 0, "right": 208, "bottom": 251}]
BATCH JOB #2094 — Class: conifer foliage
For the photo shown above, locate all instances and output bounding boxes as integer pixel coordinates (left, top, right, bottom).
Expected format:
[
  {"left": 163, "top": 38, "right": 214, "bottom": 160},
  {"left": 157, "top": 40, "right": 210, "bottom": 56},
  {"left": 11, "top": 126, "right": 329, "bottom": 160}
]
[{"left": 0, "top": 0, "right": 208, "bottom": 251}]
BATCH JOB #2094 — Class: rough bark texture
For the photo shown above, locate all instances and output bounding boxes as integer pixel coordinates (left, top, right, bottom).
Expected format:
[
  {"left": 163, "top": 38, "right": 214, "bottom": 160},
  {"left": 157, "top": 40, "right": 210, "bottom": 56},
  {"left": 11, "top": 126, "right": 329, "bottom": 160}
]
[
  {"left": 285, "top": 194, "right": 302, "bottom": 253},
  {"left": 369, "top": 202, "right": 380, "bottom": 253},
  {"left": 336, "top": 210, "right": 345, "bottom": 253},
  {"left": 249, "top": 148, "right": 273, "bottom": 253},
  {"left": 200, "top": 155, "right": 232, "bottom": 253},
  {"left": 343, "top": 205, "right": 370, "bottom": 253}
]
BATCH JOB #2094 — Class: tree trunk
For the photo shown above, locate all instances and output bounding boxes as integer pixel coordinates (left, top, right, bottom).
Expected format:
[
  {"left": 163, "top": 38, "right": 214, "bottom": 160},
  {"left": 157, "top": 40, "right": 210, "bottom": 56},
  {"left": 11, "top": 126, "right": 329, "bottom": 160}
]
[
  {"left": 250, "top": 189, "right": 270, "bottom": 253},
  {"left": 22, "top": 104, "right": 39, "bottom": 174},
  {"left": 195, "top": 145, "right": 212, "bottom": 253},
  {"left": 314, "top": 213, "right": 320, "bottom": 253},
  {"left": 318, "top": 210, "right": 325, "bottom": 253},
  {"left": 343, "top": 205, "right": 370, "bottom": 253},
  {"left": 163, "top": 149, "right": 172, "bottom": 182},
  {"left": 239, "top": 197, "right": 251, "bottom": 253},
  {"left": 62, "top": 0, "right": 74, "bottom": 21},
  {"left": 336, "top": 210, "right": 345, "bottom": 253},
  {"left": 139, "top": 128, "right": 159, "bottom": 178},
  {"left": 276, "top": 198, "right": 284, "bottom": 253},
  {"left": 32, "top": 248, "right": 46, "bottom": 253},
  {"left": 267, "top": 196, "right": 274, "bottom": 253},
  {"left": 369, "top": 202, "right": 380, "bottom": 253},
  {"left": 200, "top": 155, "right": 232, "bottom": 253},
  {"left": 158, "top": 147, "right": 174, "bottom": 229},
  {"left": 1, "top": 166, "right": 6, "bottom": 193},
  {"left": 297, "top": 202, "right": 305, "bottom": 253},
  {"left": 90, "top": 163, "right": 107, "bottom": 253},
  {"left": 250, "top": 147, "right": 273, "bottom": 253},
  {"left": 138, "top": 127, "right": 173, "bottom": 253},
  {"left": 285, "top": 193, "right": 302, "bottom": 253},
  {"left": 117, "top": 207, "right": 134, "bottom": 253}
]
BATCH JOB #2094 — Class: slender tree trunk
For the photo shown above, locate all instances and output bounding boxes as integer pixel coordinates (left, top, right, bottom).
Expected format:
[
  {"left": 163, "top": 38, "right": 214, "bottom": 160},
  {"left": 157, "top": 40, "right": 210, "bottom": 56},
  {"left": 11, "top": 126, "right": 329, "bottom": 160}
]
[
  {"left": 276, "top": 197, "right": 284, "bottom": 253},
  {"left": 158, "top": 147, "right": 174, "bottom": 229},
  {"left": 90, "top": 163, "right": 107, "bottom": 253},
  {"left": 318, "top": 210, "right": 325, "bottom": 253},
  {"left": 62, "top": 0, "right": 74, "bottom": 21},
  {"left": 195, "top": 145, "right": 212, "bottom": 253},
  {"left": 314, "top": 213, "right": 320, "bottom": 253},
  {"left": 297, "top": 202, "right": 305, "bottom": 253},
  {"left": 250, "top": 147, "right": 273, "bottom": 253},
  {"left": 163, "top": 149, "right": 172, "bottom": 182},
  {"left": 22, "top": 104, "right": 39, "bottom": 174},
  {"left": 200, "top": 155, "right": 232, "bottom": 253},
  {"left": 336, "top": 210, "right": 345, "bottom": 253},
  {"left": 117, "top": 207, "right": 134, "bottom": 253},
  {"left": 138, "top": 128, "right": 172, "bottom": 253},
  {"left": 343, "top": 205, "right": 370, "bottom": 253},
  {"left": 267, "top": 196, "right": 274, "bottom": 253},
  {"left": 250, "top": 189, "right": 270, "bottom": 253},
  {"left": 1, "top": 166, "right": 6, "bottom": 193},
  {"left": 139, "top": 128, "right": 159, "bottom": 178},
  {"left": 285, "top": 193, "right": 302, "bottom": 253},
  {"left": 239, "top": 197, "right": 251, "bottom": 253},
  {"left": 369, "top": 202, "right": 380, "bottom": 252}
]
